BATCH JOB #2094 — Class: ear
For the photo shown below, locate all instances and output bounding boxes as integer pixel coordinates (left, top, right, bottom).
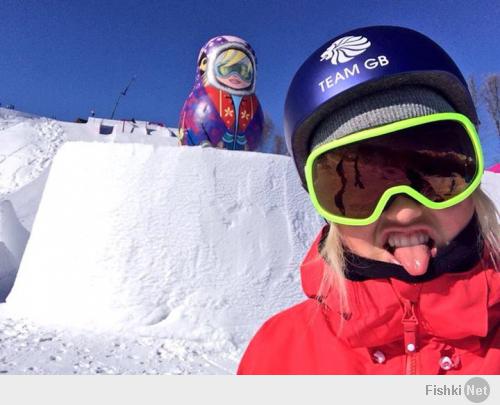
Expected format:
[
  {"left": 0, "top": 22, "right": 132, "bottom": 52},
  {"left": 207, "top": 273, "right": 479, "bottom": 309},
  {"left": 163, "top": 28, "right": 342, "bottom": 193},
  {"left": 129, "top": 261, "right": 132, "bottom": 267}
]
[{"left": 198, "top": 56, "right": 208, "bottom": 74}]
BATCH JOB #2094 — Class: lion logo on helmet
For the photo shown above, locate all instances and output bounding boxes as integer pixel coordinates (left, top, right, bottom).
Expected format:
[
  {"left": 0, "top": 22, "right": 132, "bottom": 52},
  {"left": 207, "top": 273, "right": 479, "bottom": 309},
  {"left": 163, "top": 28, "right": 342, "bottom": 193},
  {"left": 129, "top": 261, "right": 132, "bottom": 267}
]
[{"left": 320, "top": 35, "right": 371, "bottom": 65}]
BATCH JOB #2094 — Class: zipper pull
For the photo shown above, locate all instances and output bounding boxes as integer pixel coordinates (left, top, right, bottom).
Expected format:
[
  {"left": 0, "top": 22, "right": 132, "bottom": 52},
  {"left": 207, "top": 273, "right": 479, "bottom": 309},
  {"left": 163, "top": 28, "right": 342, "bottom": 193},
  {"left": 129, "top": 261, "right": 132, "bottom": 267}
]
[{"left": 402, "top": 300, "right": 418, "bottom": 354}]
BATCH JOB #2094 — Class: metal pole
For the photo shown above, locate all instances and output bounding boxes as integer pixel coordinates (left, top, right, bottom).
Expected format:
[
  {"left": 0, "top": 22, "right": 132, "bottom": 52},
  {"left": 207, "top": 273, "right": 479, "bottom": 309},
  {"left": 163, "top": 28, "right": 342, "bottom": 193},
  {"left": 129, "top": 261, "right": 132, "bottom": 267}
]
[{"left": 110, "top": 75, "right": 136, "bottom": 120}]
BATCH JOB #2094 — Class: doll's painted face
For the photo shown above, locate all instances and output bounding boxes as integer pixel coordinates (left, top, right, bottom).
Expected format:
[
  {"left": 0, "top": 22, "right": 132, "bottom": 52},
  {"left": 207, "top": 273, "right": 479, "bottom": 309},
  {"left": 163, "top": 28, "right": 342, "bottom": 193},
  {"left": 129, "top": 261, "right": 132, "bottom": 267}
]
[
  {"left": 214, "top": 49, "right": 254, "bottom": 90},
  {"left": 337, "top": 195, "right": 475, "bottom": 276}
]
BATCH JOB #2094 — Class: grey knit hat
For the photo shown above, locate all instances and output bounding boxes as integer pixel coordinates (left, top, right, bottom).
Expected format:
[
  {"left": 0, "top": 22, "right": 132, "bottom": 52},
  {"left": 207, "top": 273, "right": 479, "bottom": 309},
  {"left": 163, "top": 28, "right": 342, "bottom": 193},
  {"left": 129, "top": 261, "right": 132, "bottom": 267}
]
[{"left": 310, "top": 86, "right": 455, "bottom": 152}]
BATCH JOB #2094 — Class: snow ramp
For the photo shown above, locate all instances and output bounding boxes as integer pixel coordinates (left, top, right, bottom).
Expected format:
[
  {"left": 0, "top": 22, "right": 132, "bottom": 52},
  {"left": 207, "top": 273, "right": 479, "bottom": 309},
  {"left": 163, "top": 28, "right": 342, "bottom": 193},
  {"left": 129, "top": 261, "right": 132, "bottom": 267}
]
[{"left": 6, "top": 142, "right": 324, "bottom": 345}]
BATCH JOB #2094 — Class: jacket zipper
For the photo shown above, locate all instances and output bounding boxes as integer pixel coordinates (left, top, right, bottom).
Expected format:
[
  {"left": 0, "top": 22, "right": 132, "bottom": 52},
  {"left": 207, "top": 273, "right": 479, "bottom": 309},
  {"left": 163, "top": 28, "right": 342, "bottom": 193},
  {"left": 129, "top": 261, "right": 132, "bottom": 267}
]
[
  {"left": 402, "top": 300, "right": 419, "bottom": 374},
  {"left": 232, "top": 95, "right": 241, "bottom": 150}
]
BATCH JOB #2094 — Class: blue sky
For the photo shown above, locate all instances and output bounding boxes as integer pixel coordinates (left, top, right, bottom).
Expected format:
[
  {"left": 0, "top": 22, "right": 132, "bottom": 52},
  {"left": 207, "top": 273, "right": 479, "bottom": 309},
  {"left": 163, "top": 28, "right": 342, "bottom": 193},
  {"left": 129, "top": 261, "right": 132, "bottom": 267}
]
[{"left": 0, "top": 0, "right": 498, "bottom": 164}]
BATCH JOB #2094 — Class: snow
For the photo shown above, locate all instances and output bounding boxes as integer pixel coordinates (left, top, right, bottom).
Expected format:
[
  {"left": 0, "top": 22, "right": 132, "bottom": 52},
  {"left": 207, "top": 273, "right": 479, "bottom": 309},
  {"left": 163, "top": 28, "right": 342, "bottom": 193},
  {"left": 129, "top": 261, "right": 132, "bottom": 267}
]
[
  {"left": 0, "top": 107, "right": 178, "bottom": 231},
  {"left": 482, "top": 170, "right": 500, "bottom": 204},
  {"left": 0, "top": 109, "right": 65, "bottom": 199},
  {"left": 0, "top": 107, "right": 498, "bottom": 374},
  {"left": 62, "top": 117, "right": 179, "bottom": 146},
  {"left": 0, "top": 108, "right": 324, "bottom": 373},
  {"left": 0, "top": 200, "right": 29, "bottom": 264},
  {"left": 0, "top": 316, "right": 239, "bottom": 374},
  {"left": 0, "top": 200, "right": 29, "bottom": 301},
  {"left": 0, "top": 243, "right": 16, "bottom": 302},
  {"left": 6, "top": 143, "right": 322, "bottom": 343}
]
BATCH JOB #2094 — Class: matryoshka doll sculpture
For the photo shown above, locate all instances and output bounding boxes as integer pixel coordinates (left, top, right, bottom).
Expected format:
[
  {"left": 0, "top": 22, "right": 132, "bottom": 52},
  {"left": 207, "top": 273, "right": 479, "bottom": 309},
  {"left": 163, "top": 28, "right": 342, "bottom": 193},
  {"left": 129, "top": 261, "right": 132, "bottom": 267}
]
[{"left": 178, "top": 35, "right": 264, "bottom": 151}]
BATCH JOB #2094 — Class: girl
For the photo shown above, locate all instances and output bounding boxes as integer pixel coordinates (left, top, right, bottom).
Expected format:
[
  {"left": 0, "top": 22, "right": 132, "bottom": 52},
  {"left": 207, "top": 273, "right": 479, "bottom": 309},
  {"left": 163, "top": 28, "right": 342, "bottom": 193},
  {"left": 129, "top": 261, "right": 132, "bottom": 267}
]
[{"left": 238, "top": 26, "right": 499, "bottom": 374}]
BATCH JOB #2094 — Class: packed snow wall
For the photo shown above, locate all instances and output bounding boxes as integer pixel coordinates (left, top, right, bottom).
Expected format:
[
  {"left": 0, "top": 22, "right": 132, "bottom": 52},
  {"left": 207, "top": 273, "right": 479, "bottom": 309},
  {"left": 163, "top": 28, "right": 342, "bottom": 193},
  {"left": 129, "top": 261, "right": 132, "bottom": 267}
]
[
  {"left": 6, "top": 143, "right": 324, "bottom": 345},
  {"left": 0, "top": 200, "right": 29, "bottom": 301}
]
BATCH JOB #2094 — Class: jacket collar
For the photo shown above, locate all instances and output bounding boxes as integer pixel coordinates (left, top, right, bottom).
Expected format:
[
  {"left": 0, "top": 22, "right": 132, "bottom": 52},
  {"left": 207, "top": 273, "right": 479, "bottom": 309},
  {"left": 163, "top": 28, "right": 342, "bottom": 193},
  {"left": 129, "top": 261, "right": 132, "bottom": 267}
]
[{"left": 300, "top": 226, "right": 500, "bottom": 348}]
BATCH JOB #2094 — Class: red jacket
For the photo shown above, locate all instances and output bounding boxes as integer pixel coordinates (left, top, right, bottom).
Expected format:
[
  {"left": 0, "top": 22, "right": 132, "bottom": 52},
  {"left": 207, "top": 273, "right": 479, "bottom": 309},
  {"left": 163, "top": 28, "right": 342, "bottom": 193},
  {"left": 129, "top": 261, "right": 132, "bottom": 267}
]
[{"left": 238, "top": 228, "right": 500, "bottom": 374}]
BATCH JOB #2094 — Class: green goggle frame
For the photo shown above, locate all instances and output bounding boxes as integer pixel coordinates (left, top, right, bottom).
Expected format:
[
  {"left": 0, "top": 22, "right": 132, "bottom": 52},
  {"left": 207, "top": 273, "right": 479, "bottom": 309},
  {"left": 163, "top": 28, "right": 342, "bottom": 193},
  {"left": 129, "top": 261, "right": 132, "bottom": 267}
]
[{"left": 305, "top": 113, "right": 484, "bottom": 226}]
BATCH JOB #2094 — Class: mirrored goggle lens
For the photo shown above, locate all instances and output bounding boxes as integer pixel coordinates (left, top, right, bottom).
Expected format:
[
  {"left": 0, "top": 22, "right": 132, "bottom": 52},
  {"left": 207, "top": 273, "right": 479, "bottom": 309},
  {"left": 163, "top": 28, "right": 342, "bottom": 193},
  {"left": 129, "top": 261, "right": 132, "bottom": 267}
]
[
  {"left": 312, "top": 120, "right": 478, "bottom": 219},
  {"left": 215, "top": 49, "right": 253, "bottom": 82}
]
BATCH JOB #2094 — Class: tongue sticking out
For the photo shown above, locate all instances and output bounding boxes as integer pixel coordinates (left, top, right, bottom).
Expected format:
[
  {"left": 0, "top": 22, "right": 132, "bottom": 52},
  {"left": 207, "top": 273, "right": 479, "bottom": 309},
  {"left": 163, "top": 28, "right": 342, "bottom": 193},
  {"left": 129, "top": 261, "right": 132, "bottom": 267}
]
[{"left": 393, "top": 244, "right": 431, "bottom": 276}]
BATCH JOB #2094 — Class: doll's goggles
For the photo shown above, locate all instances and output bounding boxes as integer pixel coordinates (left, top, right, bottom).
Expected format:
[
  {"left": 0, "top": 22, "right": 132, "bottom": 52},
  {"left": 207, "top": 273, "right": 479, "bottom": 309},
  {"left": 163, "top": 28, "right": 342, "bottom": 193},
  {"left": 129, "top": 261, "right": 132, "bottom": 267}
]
[
  {"left": 305, "top": 113, "right": 484, "bottom": 226},
  {"left": 215, "top": 49, "right": 254, "bottom": 83}
]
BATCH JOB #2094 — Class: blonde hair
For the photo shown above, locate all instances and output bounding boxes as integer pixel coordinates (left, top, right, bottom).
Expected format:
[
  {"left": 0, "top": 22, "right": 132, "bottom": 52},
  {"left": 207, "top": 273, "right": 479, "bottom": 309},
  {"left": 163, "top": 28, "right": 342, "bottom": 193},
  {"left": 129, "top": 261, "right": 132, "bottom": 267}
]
[
  {"left": 217, "top": 49, "right": 249, "bottom": 67},
  {"left": 318, "top": 187, "right": 500, "bottom": 316}
]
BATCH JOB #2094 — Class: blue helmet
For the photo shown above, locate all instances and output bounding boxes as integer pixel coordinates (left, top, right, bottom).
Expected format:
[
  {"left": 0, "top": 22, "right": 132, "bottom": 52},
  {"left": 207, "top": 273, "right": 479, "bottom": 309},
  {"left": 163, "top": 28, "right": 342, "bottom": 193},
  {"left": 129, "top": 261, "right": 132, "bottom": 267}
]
[{"left": 284, "top": 26, "right": 478, "bottom": 187}]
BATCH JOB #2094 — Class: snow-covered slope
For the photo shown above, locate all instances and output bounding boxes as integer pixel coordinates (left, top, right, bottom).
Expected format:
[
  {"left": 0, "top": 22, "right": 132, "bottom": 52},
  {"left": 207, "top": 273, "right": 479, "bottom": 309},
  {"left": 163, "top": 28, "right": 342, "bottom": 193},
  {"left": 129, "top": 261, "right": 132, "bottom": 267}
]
[
  {"left": 0, "top": 200, "right": 30, "bottom": 264},
  {"left": 0, "top": 108, "right": 65, "bottom": 199},
  {"left": 0, "top": 200, "right": 29, "bottom": 301},
  {"left": 0, "top": 242, "right": 17, "bottom": 302},
  {"left": 6, "top": 143, "right": 324, "bottom": 348},
  {"left": 0, "top": 107, "right": 178, "bottom": 230}
]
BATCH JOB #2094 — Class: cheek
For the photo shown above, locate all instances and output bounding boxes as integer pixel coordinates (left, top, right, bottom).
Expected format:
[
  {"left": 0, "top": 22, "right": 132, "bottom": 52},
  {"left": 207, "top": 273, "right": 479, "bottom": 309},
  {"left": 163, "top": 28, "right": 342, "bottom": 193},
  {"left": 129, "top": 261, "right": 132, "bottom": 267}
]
[
  {"left": 337, "top": 223, "right": 378, "bottom": 255},
  {"left": 432, "top": 198, "right": 475, "bottom": 241}
]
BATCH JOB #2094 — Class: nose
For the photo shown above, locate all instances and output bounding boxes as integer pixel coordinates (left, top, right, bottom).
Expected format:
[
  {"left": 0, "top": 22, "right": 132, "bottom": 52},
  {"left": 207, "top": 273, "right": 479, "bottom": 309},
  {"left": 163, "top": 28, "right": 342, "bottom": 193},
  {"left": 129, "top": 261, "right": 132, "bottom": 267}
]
[{"left": 382, "top": 195, "right": 424, "bottom": 225}]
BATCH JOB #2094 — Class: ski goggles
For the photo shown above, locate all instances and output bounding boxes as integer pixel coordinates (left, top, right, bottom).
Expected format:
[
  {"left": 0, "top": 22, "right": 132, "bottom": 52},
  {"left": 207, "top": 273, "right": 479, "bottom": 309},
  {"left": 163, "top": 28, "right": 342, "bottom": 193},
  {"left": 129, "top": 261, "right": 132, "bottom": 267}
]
[
  {"left": 215, "top": 49, "right": 254, "bottom": 83},
  {"left": 305, "top": 113, "right": 484, "bottom": 226}
]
